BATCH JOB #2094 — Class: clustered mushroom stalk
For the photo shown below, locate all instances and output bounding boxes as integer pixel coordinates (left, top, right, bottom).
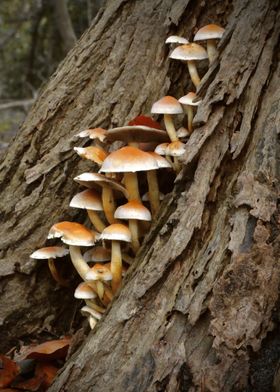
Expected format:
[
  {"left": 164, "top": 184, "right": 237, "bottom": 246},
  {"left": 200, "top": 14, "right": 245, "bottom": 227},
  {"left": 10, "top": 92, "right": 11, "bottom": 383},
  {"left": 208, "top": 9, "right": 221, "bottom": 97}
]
[{"left": 32, "top": 23, "right": 223, "bottom": 329}]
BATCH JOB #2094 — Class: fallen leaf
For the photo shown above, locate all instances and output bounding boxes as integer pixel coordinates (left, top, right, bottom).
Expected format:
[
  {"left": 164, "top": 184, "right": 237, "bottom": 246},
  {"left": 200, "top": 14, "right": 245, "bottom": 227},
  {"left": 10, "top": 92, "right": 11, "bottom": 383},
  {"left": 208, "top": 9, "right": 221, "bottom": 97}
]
[
  {"left": 0, "top": 355, "right": 20, "bottom": 388},
  {"left": 24, "top": 337, "right": 71, "bottom": 360}
]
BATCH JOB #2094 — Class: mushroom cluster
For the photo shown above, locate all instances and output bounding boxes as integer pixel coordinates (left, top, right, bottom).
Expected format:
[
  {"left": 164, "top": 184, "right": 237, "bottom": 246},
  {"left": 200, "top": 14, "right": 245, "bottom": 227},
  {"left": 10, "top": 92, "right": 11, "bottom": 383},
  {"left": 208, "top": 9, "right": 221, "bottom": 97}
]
[{"left": 30, "top": 23, "right": 224, "bottom": 330}]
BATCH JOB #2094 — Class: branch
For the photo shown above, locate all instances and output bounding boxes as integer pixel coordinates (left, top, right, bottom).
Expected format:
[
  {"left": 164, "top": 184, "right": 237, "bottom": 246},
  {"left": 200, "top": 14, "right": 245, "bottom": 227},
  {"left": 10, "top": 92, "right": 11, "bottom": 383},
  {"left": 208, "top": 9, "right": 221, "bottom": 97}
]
[{"left": 0, "top": 99, "right": 34, "bottom": 111}]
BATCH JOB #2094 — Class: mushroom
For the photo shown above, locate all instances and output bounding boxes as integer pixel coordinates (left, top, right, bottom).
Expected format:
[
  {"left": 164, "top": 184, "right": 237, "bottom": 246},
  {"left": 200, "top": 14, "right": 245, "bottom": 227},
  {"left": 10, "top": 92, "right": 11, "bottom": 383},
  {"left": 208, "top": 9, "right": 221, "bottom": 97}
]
[
  {"left": 114, "top": 200, "right": 151, "bottom": 253},
  {"left": 165, "top": 35, "right": 189, "bottom": 45},
  {"left": 178, "top": 92, "right": 201, "bottom": 133},
  {"left": 165, "top": 140, "right": 186, "bottom": 172},
  {"left": 100, "top": 223, "right": 131, "bottom": 293},
  {"left": 74, "top": 172, "right": 128, "bottom": 224},
  {"left": 151, "top": 96, "right": 183, "bottom": 142},
  {"left": 84, "top": 246, "right": 111, "bottom": 263},
  {"left": 99, "top": 146, "right": 159, "bottom": 202},
  {"left": 169, "top": 43, "right": 208, "bottom": 88},
  {"left": 177, "top": 126, "right": 190, "bottom": 138},
  {"left": 75, "top": 281, "right": 107, "bottom": 312},
  {"left": 85, "top": 263, "right": 113, "bottom": 302},
  {"left": 30, "top": 246, "right": 69, "bottom": 287},
  {"left": 48, "top": 221, "right": 99, "bottom": 281},
  {"left": 76, "top": 127, "right": 107, "bottom": 143},
  {"left": 70, "top": 189, "right": 106, "bottom": 232},
  {"left": 193, "top": 24, "right": 225, "bottom": 64},
  {"left": 80, "top": 305, "right": 102, "bottom": 329},
  {"left": 154, "top": 142, "right": 174, "bottom": 168},
  {"left": 74, "top": 146, "right": 108, "bottom": 166}
]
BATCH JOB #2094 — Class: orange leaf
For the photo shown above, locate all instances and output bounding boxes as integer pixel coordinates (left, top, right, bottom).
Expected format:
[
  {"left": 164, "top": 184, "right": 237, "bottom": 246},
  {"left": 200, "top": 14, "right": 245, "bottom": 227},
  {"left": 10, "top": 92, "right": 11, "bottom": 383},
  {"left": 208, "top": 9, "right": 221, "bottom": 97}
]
[
  {"left": 12, "top": 362, "right": 58, "bottom": 391},
  {"left": 0, "top": 355, "right": 20, "bottom": 388},
  {"left": 24, "top": 337, "right": 71, "bottom": 360},
  {"left": 128, "top": 115, "right": 161, "bottom": 129}
]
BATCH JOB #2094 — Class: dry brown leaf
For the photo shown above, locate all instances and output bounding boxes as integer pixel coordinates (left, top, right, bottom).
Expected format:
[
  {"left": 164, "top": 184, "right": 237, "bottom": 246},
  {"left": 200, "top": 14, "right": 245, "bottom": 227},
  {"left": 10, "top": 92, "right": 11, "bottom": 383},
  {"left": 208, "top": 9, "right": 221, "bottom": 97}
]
[
  {"left": 24, "top": 337, "right": 71, "bottom": 360},
  {"left": 0, "top": 355, "right": 20, "bottom": 388}
]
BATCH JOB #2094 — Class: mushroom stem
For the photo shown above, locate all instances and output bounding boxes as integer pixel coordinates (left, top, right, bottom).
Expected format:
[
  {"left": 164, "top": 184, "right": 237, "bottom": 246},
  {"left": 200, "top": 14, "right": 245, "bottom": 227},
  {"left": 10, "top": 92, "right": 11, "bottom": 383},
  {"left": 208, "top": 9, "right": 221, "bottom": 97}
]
[
  {"left": 96, "top": 280, "right": 105, "bottom": 300},
  {"left": 47, "top": 258, "right": 69, "bottom": 287},
  {"left": 69, "top": 245, "right": 90, "bottom": 281},
  {"left": 163, "top": 114, "right": 179, "bottom": 142},
  {"left": 173, "top": 157, "right": 181, "bottom": 173},
  {"left": 111, "top": 240, "right": 122, "bottom": 293},
  {"left": 88, "top": 316, "right": 97, "bottom": 329},
  {"left": 183, "top": 105, "right": 194, "bottom": 133},
  {"left": 187, "top": 60, "right": 201, "bottom": 88},
  {"left": 87, "top": 210, "right": 106, "bottom": 232},
  {"left": 123, "top": 172, "right": 141, "bottom": 201},
  {"left": 102, "top": 187, "right": 118, "bottom": 224},
  {"left": 207, "top": 39, "right": 217, "bottom": 64},
  {"left": 129, "top": 219, "right": 140, "bottom": 254},
  {"left": 85, "top": 299, "right": 106, "bottom": 313},
  {"left": 87, "top": 281, "right": 113, "bottom": 305},
  {"left": 146, "top": 170, "right": 160, "bottom": 216}
]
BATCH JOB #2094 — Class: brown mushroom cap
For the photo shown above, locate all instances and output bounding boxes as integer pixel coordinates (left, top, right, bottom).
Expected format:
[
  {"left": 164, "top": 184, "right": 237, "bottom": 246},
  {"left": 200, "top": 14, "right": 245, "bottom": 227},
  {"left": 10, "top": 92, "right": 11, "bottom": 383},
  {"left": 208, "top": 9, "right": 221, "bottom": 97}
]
[
  {"left": 147, "top": 152, "right": 171, "bottom": 168},
  {"left": 114, "top": 200, "right": 152, "bottom": 221},
  {"left": 178, "top": 92, "right": 201, "bottom": 106},
  {"left": 105, "top": 125, "right": 169, "bottom": 144},
  {"left": 165, "top": 35, "right": 189, "bottom": 44},
  {"left": 166, "top": 141, "right": 186, "bottom": 157},
  {"left": 74, "top": 172, "right": 128, "bottom": 198},
  {"left": 76, "top": 128, "right": 107, "bottom": 142},
  {"left": 194, "top": 24, "right": 225, "bottom": 41},
  {"left": 85, "top": 263, "right": 113, "bottom": 281},
  {"left": 99, "top": 146, "right": 158, "bottom": 173},
  {"left": 100, "top": 223, "right": 131, "bottom": 242},
  {"left": 30, "top": 246, "right": 69, "bottom": 259},
  {"left": 74, "top": 146, "right": 108, "bottom": 165},
  {"left": 169, "top": 43, "right": 208, "bottom": 61},
  {"left": 154, "top": 142, "right": 169, "bottom": 155},
  {"left": 70, "top": 189, "right": 103, "bottom": 211},
  {"left": 151, "top": 96, "right": 183, "bottom": 115},
  {"left": 48, "top": 221, "right": 98, "bottom": 246},
  {"left": 83, "top": 246, "right": 111, "bottom": 262},
  {"left": 74, "top": 282, "right": 97, "bottom": 299}
]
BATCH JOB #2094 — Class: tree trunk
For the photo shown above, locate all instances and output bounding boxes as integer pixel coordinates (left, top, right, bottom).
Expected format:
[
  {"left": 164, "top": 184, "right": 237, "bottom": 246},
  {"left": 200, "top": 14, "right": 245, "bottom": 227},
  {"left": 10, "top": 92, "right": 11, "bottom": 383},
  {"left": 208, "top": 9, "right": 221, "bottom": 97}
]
[
  {"left": 52, "top": 0, "right": 77, "bottom": 53},
  {"left": 0, "top": 0, "right": 279, "bottom": 391}
]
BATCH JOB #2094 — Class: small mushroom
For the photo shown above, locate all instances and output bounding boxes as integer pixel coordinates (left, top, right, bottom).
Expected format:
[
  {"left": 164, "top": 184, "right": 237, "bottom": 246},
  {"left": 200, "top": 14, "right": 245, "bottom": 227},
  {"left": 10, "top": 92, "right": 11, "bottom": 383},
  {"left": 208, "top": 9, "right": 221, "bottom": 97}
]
[
  {"left": 76, "top": 127, "right": 107, "bottom": 143},
  {"left": 193, "top": 24, "right": 225, "bottom": 64},
  {"left": 169, "top": 43, "right": 208, "bottom": 88},
  {"left": 48, "top": 222, "right": 99, "bottom": 281},
  {"left": 165, "top": 35, "right": 189, "bottom": 45},
  {"left": 84, "top": 246, "right": 111, "bottom": 263},
  {"left": 30, "top": 246, "right": 69, "bottom": 287},
  {"left": 114, "top": 200, "right": 151, "bottom": 253},
  {"left": 178, "top": 92, "right": 201, "bottom": 133},
  {"left": 100, "top": 224, "right": 131, "bottom": 293},
  {"left": 74, "top": 146, "right": 108, "bottom": 166},
  {"left": 151, "top": 96, "right": 183, "bottom": 142},
  {"left": 70, "top": 189, "right": 106, "bottom": 232}
]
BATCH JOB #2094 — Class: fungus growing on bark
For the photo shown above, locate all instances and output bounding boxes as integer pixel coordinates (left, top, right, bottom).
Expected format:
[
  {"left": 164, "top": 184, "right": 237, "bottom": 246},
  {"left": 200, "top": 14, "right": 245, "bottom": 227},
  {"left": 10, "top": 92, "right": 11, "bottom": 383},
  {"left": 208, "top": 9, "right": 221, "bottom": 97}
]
[
  {"left": 177, "top": 126, "right": 190, "bottom": 138},
  {"left": 76, "top": 127, "right": 107, "bottom": 143},
  {"left": 114, "top": 200, "right": 151, "bottom": 253},
  {"left": 194, "top": 24, "right": 225, "bottom": 64},
  {"left": 179, "top": 92, "right": 201, "bottom": 133},
  {"left": 74, "top": 172, "right": 128, "bottom": 224},
  {"left": 165, "top": 35, "right": 189, "bottom": 44},
  {"left": 105, "top": 125, "right": 169, "bottom": 147},
  {"left": 84, "top": 246, "right": 111, "bottom": 263},
  {"left": 30, "top": 246, "right": 69, "bottom": 287},
  {"left": 48, "top": 221, "right": 99, "bottom": 281},
  {"left": 100, "top": 223, "right": 131, "bottom": 293},
  {"left": 100, "top": 146, "right": 158, "bottom": 202},
  {"left": 151, "top": 96, "right": 183, "bottom": 142},
  {"left": 70, "top": 189, "right": 106, "bottom": 232},
  {"left": 74, "top": 146, "right": 108, "bottom": 166},
  {"left": 169, "top": 43, "right": 208, "bottom": 87}
]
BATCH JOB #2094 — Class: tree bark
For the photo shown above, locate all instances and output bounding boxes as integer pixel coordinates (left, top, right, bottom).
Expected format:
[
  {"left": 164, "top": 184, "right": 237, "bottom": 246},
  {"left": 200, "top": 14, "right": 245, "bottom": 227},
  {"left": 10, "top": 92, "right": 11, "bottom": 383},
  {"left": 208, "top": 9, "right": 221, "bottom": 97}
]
[{"left": 0, "top": 0, "right": 279, "bottom": 391}]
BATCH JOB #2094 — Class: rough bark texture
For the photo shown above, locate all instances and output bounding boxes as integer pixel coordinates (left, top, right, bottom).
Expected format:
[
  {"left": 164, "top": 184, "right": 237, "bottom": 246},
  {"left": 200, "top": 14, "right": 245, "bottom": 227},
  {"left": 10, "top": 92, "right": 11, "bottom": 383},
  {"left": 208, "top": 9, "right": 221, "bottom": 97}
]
[{"left": 0, "top": 0, "right": 279, "bottom": 391}]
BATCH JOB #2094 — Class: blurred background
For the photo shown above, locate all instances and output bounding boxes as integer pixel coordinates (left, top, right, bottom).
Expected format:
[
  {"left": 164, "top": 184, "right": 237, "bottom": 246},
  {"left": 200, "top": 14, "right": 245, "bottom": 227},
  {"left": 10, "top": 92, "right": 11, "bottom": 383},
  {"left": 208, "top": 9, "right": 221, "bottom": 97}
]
[{"left": 0, "top": 0, "right": 104, "bottom": 153}]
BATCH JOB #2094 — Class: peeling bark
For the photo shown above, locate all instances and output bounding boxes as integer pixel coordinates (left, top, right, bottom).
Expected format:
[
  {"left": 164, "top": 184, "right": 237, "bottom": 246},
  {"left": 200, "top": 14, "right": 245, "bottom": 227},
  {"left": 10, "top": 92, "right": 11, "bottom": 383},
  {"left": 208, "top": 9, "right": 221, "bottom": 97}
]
[{"left": 0, "top": 0, "right": 279, "bottom": 390}]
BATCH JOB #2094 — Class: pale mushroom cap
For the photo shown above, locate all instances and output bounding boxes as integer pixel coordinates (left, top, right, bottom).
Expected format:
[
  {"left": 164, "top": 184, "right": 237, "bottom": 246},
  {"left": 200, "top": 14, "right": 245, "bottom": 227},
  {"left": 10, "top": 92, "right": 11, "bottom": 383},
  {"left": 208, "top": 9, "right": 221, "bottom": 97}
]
[
  {"left": 30, "top": 246, "right": 69, "bottom": 259},
  {"left": 48, "top": 221, "right": 98, "bottom": 246},
  {"left": 70, "top": 189, "right": 103, "bottom": 211},
  {"left": 81, "top": 305, "right": 102, "bottom": 320},
  {"left": 142, "top": 192, "right": 164, "bottom": 202},
  {"left": 74, "top": 172, "right": 129, "bottom": 197},
  {"left": 147, "top": 152, "right": 171, "bottom": 168},
  {"left": 114, "top": 200, "right": 152, "bottom": 221},
  {"left": 154, "top": 143, "right": 169, "bottom": 155},
  {"left": 165, "top": 35, "right": 189, "bottom": 44},
  {"left": 166, "top": 141, "right": 186, "bottom": 156},
  {"left": 177, "top": 127, "right": 190, "bottom": 138},
  {"left": 85, "top": 263, "right": 113, "bottom": 281},
  {"left": 99, "top": 146, "right": 159, "bottom": 173},
  {"left": 74, "top": 146, "right": 107, "bottom": 164},
  {"left": 169, "top": 43, "right": 208, "bottom": 61},
  {"left": 100, "top": 223, "right": 132, "bottom": 242},
  {"left": 105, "top": 125, "right": 169, "bottom": 143},
  {"left": 179, "top": 92, "right": 201, "bottom": 106},
  {"left": 84, "top": 246, "right": 111, "bottom": 262},
  {"left": 76, "top": 128, "right": 107, "bottom": 142},
  {"left": 194, "top": 24, "right": 225, "bottom": 41},
  {"left": 74, "top": 282, "right": 97, "bottom": 299},
  {"left": 151, "top": 96, "right": 183, "bottom": 115}
]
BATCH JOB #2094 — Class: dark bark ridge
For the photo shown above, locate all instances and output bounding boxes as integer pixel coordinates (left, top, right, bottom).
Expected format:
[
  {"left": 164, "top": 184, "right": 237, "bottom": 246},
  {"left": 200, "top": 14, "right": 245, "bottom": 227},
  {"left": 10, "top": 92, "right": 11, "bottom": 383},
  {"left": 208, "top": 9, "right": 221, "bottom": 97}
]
[{"left": 0, "top": 0, "right": 279, "bottom": 391}]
